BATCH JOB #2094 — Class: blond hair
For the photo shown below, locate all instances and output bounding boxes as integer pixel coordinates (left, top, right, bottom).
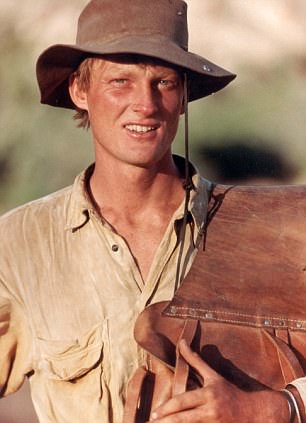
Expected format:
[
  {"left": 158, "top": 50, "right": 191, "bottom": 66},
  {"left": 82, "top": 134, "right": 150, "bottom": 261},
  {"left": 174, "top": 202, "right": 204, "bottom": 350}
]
[{"left": 70, "top": 57, "right": 99, "bottom": 129}]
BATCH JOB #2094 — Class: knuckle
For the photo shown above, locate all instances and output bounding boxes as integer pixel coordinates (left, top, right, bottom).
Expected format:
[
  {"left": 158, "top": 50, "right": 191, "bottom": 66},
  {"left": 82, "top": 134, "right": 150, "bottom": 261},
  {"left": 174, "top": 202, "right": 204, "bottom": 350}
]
[
  {"left": 204, "top": 385, "right": 217, "bottom": 401},
  {"left": 203, "top": 388, "right": 222, "bottom": 415},
  {"left": 165, "top": 413, "right": 182, "bottom": 423},
  {"left": 171, "top": 396, "right": 183, "bottom": 409}
]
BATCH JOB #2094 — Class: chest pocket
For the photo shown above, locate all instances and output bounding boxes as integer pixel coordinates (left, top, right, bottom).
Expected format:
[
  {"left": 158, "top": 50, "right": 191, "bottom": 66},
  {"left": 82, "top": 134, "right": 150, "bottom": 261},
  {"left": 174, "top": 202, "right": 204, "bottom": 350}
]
[{"left": 35, "top": 323, "right": 103, "bottom": 381}]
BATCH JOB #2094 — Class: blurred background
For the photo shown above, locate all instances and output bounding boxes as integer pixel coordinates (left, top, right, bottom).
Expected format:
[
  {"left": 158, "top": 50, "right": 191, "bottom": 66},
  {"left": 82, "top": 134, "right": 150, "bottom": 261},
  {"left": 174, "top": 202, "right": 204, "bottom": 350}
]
[{"left": 0, "top": 0, "right": 306, "bottom": 421}]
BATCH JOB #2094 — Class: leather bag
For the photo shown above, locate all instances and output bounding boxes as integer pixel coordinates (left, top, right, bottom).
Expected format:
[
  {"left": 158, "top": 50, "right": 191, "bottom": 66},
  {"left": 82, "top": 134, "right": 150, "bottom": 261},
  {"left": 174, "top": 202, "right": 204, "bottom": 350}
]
[{"left": 123, "top": 184, "right": 306, "bottom": 422}]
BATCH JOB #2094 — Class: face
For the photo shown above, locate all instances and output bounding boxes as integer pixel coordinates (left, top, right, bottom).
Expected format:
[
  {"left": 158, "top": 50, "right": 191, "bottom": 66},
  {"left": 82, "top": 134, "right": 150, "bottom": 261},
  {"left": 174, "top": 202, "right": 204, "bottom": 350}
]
[{"left": 70, "top": 56, "right": 184, "bottom": 169}]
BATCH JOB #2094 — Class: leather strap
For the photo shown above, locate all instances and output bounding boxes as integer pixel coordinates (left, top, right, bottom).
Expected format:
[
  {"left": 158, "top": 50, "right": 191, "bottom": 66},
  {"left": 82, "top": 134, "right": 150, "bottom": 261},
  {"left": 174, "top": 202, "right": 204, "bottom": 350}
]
[
  {"left": 172, "top": 319, "right": 198, "bottom": 397},
  {"left": 263, "top": 330, "right": 305, "bottom": 383},
  {"left": 122, "top": 366, "right": 148, "bottom": 423}
]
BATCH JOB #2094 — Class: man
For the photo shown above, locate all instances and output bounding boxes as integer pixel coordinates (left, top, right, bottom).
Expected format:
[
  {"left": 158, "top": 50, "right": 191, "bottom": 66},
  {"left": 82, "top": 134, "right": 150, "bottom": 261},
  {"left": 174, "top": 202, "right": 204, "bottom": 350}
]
[{"left": 0, "top": 0, "right": 304, "bottom": 422}]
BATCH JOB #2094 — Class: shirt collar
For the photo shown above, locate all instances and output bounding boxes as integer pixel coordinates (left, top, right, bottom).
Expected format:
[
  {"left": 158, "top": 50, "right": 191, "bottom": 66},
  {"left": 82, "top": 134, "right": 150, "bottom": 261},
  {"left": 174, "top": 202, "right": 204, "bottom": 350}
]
[
  {"left": 65, "top": 164, "right": 96, "bottom": 231},
  {"left": 65, "top": 156, "right": 211, "bottom": 235}
]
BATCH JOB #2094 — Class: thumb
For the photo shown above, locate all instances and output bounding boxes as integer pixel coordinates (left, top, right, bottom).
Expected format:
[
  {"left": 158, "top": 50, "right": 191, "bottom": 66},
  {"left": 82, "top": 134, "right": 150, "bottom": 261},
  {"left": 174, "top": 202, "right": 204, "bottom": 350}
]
[{"left": 178, "top": 338, "right": 220, "bottom": 384}]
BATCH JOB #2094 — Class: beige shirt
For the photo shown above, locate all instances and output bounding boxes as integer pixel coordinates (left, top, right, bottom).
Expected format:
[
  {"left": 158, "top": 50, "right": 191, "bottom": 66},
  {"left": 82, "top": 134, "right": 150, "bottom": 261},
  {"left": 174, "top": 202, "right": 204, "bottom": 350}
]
[{"left": 0, "top": 158, "right": 210, "bottom": 423}]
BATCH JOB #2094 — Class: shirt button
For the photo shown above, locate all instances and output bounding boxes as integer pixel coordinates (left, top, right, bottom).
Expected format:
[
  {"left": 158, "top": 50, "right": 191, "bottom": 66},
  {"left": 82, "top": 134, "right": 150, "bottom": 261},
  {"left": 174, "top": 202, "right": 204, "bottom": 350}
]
[{"left": 112, "top": 244, "right": 119, "bottom": 252}]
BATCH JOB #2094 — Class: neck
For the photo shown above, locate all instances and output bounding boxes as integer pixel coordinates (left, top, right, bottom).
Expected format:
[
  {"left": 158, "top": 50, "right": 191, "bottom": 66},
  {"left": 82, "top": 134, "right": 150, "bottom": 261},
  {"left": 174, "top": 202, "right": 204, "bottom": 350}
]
[{"left": 89, "top": 155, "right": 185, "bottom": 218}]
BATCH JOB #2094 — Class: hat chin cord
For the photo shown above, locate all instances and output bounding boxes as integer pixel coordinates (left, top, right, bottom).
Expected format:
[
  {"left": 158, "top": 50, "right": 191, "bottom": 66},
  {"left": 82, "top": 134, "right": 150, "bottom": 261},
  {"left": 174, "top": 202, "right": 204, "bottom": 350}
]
[{"left": 174, "top": 72, "right": 193, "bottom": 293}]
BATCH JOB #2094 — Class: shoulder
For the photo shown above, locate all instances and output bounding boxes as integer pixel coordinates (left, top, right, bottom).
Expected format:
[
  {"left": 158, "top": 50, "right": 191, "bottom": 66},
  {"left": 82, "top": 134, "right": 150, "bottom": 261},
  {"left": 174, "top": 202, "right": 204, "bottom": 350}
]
[{"left": 0, "top": 185, "right": 73, "bottom": 234}]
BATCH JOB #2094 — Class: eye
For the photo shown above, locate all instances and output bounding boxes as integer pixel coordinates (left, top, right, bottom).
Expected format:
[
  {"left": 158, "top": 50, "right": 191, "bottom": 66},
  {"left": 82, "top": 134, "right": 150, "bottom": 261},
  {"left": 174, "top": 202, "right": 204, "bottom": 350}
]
[
  {"left": 158, "top": 79, "right": 179, "bottom": 89},
  {"left": 159, "top": 79, "right": 170, "bottom": 87},
  {"left": 110, "top": 78, "right": 129, "bottom": 87}
]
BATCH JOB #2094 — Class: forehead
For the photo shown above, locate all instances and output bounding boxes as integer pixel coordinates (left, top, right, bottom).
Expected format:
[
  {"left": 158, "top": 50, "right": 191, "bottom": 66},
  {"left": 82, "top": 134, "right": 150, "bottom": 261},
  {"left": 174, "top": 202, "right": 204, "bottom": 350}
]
[{"left": 90, "top": 54, "right": 183, "bottom": 76}]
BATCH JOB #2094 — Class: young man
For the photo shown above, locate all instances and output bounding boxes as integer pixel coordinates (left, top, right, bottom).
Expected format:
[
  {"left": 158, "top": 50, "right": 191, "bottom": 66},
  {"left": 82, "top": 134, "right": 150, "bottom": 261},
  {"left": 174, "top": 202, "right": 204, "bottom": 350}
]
[{"left": 0, "top": 0, "right": 304, "bottom": 422}]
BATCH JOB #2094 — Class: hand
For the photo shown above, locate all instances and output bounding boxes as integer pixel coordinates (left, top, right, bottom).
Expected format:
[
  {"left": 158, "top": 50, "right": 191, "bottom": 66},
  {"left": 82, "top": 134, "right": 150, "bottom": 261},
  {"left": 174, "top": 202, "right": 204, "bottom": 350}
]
[{"left": 149, "top": 339, "right": 290, "bottom": 422}]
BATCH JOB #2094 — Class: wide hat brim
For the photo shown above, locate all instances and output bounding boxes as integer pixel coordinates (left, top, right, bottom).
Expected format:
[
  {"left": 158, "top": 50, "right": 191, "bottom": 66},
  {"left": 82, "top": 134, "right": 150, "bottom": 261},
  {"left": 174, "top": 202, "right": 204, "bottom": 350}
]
[{"left": 37, "top": 35, "right": 236, "bottom": 109}]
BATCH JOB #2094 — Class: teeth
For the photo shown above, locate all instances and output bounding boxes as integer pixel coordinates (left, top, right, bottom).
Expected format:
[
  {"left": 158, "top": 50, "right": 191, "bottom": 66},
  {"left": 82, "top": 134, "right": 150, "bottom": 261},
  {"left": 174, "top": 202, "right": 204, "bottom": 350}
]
[{"left": 125, "top": 124, "right": 156, "bottom": 133}]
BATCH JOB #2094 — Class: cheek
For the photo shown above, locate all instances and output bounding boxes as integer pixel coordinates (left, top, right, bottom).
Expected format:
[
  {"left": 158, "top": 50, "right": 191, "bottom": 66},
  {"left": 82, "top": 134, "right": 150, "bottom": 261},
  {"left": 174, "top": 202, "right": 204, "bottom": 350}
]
[
  {"left": 163, "top": 100, "right": 183, "bottom": 129},
  {"left": 162, "top": 91, "right": 184, "bottom": 115},
  {"left": 88, "top": 91, "right": 129, "bottom": 119}
]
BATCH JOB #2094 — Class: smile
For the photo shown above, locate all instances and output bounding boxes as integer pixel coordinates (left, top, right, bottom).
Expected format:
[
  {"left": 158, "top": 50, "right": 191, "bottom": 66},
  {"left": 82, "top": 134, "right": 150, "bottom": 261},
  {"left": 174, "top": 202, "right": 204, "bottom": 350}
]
[{"left": 124, "top": 124, "right": 157, "bottom": 134}]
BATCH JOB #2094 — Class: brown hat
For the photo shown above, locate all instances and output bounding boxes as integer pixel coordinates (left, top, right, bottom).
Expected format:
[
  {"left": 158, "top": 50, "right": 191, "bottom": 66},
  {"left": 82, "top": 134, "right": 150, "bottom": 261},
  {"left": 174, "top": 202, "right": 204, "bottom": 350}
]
[{"left": 36, "top": 0, "right": 236, "bottom": 109}]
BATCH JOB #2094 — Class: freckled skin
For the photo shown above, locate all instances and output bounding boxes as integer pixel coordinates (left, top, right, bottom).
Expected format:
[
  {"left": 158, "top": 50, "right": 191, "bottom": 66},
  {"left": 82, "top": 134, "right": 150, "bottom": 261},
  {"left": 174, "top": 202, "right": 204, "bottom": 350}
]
[{"left": 70, "top": 58, "right": 184, "bottom": 171}]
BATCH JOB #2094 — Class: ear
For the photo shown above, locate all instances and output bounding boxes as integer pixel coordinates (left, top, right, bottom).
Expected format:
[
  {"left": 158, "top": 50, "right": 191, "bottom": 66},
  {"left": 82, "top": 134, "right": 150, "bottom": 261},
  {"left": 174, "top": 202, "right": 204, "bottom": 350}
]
[{"left": 68, "top": 74, "right": 89, "bottom": 111}]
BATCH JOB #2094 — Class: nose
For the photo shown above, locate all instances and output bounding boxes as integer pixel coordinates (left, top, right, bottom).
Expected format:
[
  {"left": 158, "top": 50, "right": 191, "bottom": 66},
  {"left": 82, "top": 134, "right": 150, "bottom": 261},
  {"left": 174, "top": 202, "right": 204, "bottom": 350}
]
[{"left": 132, "top": 82, "right": 159, "bottom": 116}]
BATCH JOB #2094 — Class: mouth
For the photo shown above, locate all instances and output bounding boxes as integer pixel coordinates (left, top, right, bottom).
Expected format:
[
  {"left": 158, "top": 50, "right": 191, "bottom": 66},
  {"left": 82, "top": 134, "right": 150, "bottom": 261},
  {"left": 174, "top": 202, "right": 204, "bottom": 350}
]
[{"left": 124, "top": 124, "right": 158, "bottom": 134}]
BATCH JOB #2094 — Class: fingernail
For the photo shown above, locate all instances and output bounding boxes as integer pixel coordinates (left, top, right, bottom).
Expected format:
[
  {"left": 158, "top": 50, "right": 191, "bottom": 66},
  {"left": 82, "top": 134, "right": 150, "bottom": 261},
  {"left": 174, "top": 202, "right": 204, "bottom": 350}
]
[{"left": 150, "top": 411, "right": 158, "bottom": 420}]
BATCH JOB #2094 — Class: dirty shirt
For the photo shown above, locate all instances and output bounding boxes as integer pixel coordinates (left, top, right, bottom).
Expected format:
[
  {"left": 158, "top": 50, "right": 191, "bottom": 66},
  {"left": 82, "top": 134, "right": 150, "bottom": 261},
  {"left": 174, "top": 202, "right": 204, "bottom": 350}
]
[{"left": 0, "top": 158, "right": 210, "bottom": 423}]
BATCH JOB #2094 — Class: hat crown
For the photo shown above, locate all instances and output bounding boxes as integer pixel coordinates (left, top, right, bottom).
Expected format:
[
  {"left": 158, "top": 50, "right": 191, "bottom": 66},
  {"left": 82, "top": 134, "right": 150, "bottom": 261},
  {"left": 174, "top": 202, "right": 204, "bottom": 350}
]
[
  {"left": 76, "top": 0, "right": 188, "bottom": 51},
  {"left": 36, "top": 0, "right": 235, "bottom": 109}
]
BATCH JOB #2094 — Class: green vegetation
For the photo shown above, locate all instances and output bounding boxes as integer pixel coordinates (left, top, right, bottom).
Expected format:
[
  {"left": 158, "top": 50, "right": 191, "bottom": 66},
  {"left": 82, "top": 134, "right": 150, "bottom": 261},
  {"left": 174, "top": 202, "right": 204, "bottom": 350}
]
[
  {"left": 0, "top": 21, "right": 93, "bottom": 213},
  {"left": 1, "top": 13, "right": 306, "bottom": 213}
]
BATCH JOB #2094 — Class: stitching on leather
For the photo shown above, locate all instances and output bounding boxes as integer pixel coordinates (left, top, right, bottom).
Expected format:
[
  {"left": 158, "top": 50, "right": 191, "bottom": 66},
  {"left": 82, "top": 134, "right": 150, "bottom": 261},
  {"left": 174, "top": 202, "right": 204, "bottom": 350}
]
[{"left": 165, "top": 306, "right": 306, "bottom": 329}]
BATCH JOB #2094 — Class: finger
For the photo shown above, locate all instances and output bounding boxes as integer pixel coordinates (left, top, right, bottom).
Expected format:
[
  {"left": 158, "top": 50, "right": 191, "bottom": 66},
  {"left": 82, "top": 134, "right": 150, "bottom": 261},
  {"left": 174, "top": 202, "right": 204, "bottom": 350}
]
[
  {"left": 150, "top": 401, "right": 208, "bottom": 422},
  {"left": 150, "top": 387, "right": 206, "bottom": 420},
  {"left": 178, "top": 338, "right": 219, "bottom": 382}
]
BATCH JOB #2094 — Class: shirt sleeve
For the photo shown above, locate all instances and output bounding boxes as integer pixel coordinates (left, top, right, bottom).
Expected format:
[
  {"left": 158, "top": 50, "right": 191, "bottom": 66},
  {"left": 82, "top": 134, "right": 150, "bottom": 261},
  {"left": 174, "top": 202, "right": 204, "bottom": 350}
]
[{"left": 0, "top": 293, "right": 33, "bottom": 397}]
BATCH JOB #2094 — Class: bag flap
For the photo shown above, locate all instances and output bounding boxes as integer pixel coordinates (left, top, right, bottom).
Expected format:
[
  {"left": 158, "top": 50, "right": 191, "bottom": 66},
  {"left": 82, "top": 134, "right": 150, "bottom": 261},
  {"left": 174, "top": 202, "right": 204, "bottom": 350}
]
[{"left": 164, "top": 184, "right": 306, "bottom": 330}]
